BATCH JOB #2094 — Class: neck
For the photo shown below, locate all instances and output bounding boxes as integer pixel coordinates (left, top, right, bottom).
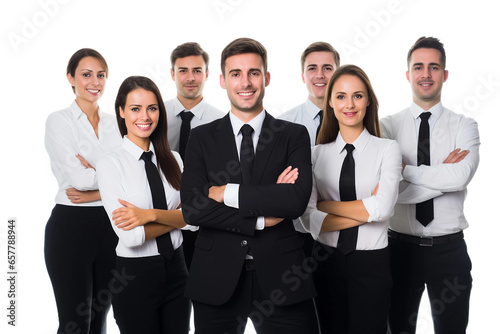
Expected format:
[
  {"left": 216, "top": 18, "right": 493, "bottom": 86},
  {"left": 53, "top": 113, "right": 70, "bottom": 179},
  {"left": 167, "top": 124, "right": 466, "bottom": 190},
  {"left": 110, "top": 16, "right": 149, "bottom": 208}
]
[
  {"left": 231, "top": 106, "right": 263, "bottom": 123},
  {"left": 129, "top": 136, "right": 151, "bottom": 152},
  {"left": 339, "top": 124, "right": 363, "bottom": 144},
  {"left": 414, "top": 98, "right": 440, "bottom": 111},
  {"left": 75, "top": 97, "right": 99, "bottom": 120},
  {"left": 178, "top": 94, "right": 203, "bottom": 111},
  {"left": 309, "top": 95, "right": 324, "bottom": 109}
]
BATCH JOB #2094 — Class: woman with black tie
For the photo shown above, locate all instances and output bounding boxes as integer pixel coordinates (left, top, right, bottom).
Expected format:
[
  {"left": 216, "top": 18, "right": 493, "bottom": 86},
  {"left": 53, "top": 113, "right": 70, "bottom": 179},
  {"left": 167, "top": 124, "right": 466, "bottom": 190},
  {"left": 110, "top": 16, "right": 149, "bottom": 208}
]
[
  {"left": 96, "top": 76, "right": 190, "bottom": 334},
  {"left": 44, "top": 48, "right": 121, "bottom": 333},
  {"left": 300, "top": 65, "right": 402, "bottom": 334}
]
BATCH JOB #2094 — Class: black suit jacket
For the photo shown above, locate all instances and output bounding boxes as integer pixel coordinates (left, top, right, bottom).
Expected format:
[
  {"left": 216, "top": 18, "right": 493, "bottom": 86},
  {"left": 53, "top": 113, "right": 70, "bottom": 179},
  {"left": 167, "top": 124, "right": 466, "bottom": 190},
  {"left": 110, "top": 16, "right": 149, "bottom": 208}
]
[{"left": 180, "top": 111, "right": 315, "bottom": 306}]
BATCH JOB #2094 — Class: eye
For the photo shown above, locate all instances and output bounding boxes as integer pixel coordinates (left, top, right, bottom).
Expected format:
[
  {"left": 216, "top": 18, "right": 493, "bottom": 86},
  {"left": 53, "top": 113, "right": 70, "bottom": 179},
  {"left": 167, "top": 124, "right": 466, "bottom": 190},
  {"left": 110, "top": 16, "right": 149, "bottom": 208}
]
[
  {"left": 97, "top": 73, "right": 106, "bottom": 78},
  {"left": 131, "top": 107, "right": 140, "bottom": 112},
  {"left": 354, "top": 94, "right": 364, "bottom": 99},
  {"left": 336, "top": 95, "right": 345, "bottom": 100},
  {"left": 83, "top": 73, "right": 90, "bottom": 77},
  {"left": 148, "top": 106, "right": 158, "bottom": 112},
  {"left": 324, "top": 66, "right": 334, "bottom": 71}
]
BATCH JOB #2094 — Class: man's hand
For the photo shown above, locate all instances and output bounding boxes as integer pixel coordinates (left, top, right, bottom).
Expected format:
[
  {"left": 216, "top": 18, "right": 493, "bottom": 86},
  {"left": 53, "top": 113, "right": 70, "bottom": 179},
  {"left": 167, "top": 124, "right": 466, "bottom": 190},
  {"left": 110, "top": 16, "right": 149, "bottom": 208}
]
[
  {"left": 264, "top": 217, "right": 284, "bottom": 227},
  {"left": 208, "top": 185, "right": 227, "bottom": 203},
  {"left": 443, "top": 148, "right": 469, "bottom": 164},
  {"left": 112, "top": 199, "right": 154, "bottom": 230},
  {"left": 276, "top": 166, "right": 299, "bottom": 184}
]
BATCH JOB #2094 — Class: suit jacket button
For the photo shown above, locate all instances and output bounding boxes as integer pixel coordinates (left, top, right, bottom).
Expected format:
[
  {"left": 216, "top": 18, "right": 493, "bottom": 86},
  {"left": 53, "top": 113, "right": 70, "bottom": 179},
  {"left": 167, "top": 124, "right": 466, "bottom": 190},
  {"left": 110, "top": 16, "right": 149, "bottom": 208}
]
[{"left": 241, "top": 240, "right": 248, "bottom": 246}]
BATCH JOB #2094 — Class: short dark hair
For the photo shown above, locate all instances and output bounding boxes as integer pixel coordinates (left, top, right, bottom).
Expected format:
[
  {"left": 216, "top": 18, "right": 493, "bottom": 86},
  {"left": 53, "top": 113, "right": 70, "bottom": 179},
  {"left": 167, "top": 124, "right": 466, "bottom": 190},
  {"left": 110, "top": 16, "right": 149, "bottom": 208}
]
[
  {"left": 115, "top": 76, "right": 181, "bottom": 190},
  {"left": 317, "top": 65, "right": 380, "bottom": 145},
  {"left": 67, "top": 48, "right": 108, "bottom": 93},
  {"left": 220, "top": 37, "right": 267, "bottom": 76},
  {"left": 301, "top": 42, "right": 340, "bottom": 72},
  {"left": 170, "top": 42, "right": 209, "bottom": 70},
  {"left": 407, "top": 36, "right": 446, "bottom": 69}
]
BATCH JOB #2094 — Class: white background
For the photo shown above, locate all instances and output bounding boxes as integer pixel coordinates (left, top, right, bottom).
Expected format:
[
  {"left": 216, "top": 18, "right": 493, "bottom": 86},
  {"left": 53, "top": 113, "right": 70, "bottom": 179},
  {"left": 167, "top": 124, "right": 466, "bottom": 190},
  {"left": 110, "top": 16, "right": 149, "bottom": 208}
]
[{"left": 1, "top": 0, "right": 498, "bottom": 333}]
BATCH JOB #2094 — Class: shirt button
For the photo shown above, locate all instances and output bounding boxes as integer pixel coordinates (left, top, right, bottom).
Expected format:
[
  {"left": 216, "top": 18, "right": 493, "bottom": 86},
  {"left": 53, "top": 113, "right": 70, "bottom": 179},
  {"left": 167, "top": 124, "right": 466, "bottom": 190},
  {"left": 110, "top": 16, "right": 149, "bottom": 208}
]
[{"left": 241, "top": 240, "right": 248, "bottom": 246}]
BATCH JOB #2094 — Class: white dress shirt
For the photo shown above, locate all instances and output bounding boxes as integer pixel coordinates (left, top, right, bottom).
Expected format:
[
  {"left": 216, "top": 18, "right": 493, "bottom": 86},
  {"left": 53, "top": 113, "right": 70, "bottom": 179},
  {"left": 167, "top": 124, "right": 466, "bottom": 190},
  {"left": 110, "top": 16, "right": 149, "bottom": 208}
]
[
  {"left": 96, "top": 136, "right": 185, "bottom": 257},
  {"left": 223, "top": 110, "right": 266, "bottom": 230},
  {"left": 279, "top": 98, "right": 322, "bottom": 233},
  {"left": 380, "top": 102, "right": 480, "bottom": 237},
  {"left": 45, "top": 101, "right": 122, "bottom": 206},
  {"left": 278, "top": 98, "right": 321, "bottom": 147},
  {"left": 165, "top": 97, "right": 225, "bottom": 152},
  {"left": 300, "top": 128, "right": 402, "bottom": 250}
]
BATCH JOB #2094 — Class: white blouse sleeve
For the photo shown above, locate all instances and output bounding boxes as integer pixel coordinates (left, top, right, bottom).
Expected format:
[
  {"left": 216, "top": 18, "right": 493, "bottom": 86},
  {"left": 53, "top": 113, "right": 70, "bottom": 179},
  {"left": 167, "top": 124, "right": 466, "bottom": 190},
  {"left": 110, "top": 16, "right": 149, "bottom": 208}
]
[
  {"left": 96, "top": 156, "right": 145, "bottom": 248},
  {"left": 361, "top": 140, "right": 402, "bottom": 222},
  {"left": 45, "top": 112, "right": 98, "bottom": 190}
]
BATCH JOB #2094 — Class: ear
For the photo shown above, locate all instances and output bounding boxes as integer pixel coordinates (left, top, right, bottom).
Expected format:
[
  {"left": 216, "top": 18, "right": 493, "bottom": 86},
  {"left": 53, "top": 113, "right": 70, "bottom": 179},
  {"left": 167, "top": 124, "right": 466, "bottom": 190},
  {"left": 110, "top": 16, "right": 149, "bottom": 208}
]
[
  {"left": 406, "top": 71, "right": 410, "bottom": 82},
  {"left": 170, "top": 69, "right": 175, "bottom": 81},
  {"left": 205, "top": 68, "right": 209, "bottom": 81},
  {"left": 265, "top": 71, "right": 271, "bottom": 87},
  {"left": 444, "top": 70, "right": 449, "bottom": 82},
  {"left": 301, "top": 72, "right": 305, "bottom": 84},
  {"left": 67, "top": 73, "right": 75, "bottom": 87},
  {"left": 220, "top": 74, "right": 226, "bottom": 89},
  {"left": 119, "top": 106, "right": 125, "bottom": 119}
]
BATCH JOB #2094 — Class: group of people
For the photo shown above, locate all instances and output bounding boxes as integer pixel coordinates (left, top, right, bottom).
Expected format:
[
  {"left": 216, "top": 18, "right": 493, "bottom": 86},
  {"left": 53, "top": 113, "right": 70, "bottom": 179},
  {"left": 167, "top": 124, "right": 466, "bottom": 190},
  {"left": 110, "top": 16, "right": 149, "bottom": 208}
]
[{"left": 44, "top": 36, "right": 480, "bottom": 334}]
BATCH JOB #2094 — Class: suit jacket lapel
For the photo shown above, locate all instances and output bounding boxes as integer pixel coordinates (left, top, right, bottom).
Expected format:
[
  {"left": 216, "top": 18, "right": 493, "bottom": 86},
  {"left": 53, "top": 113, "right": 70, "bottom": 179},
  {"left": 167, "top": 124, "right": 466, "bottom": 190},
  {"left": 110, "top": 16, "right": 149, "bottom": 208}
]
[
  {"left": 216, "top": 114, "right": 243, "bottom": 184},
  {"left": 252, "top": 112, "right": 282, "bottom": 184}
]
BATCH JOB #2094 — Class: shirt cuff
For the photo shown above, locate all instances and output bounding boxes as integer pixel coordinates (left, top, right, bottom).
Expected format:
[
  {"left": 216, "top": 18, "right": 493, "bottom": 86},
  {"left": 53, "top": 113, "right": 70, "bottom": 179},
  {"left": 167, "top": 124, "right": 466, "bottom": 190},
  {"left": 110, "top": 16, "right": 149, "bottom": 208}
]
[
  {"left": 361, "top": 197, "right": 376, "bottom": 223},
  {"left": 181, "top": 224, "right": 199, "bottom": 231},
  {"left": 403, "top": 165, "right": 424, "bottom": 184},
  {"left": 309, "top": 210, "right": 328, "bottom": 240},
  {"left": 256, "top": 217, "right": 265, "bottom": 230},
  {"left": 224, "top": 183, "right": 240, "bottom": 208}
]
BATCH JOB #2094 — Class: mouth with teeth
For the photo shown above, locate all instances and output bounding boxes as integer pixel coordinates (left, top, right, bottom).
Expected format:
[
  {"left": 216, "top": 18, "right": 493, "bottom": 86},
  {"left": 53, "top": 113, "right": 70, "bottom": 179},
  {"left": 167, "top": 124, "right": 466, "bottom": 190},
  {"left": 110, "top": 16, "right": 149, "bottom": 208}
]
[
  {"left": 135, "top": 123, "right": 152, "bottom": 131},
  {"left": 313, "top": 83, "right": 327, "bottom": 87},
  {"left": 237, "top": 91, "right": 255, "bottom": 97},
  {"left": 86, "top": 89, "right": 100, "bottom": 95}
]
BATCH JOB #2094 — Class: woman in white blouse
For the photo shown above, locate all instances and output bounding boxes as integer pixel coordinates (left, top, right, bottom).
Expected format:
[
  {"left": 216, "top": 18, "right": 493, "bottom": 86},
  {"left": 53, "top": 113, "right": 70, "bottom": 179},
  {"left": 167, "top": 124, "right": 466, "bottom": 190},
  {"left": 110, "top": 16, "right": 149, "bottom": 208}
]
[
  {"left": 44, "top": 49, "right": 122, "bottom": 333},
  {"left": 300, "top": 65, "right": 402, "bottom": 334},
  {"left": 96, "top": 76, "right": 190, "bottom": 334}
]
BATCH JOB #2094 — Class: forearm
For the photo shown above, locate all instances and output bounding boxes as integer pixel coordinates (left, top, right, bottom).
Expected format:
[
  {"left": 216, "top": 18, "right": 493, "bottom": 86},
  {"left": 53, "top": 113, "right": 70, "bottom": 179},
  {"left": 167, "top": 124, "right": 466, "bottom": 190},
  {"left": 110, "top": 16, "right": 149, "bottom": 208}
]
[
  {"left": 151, "top": 209, "right": 186, "bottom": 229},
  {"left": 321, "top": 214, "right": 366, "bottom": 232},
  {"left": 144, "top": 223, "right": 174, "bottom": 241},
  {"left": 317, "top": 200, "right": 369, "bottom": 222}
]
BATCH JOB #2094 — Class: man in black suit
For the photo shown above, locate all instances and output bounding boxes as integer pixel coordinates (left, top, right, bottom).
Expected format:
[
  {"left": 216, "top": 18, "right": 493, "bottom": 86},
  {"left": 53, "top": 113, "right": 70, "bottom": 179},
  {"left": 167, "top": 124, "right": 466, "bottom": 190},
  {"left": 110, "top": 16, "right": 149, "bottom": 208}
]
[{"left": 180, "top": 37, "right": 318, "bottom": 334}]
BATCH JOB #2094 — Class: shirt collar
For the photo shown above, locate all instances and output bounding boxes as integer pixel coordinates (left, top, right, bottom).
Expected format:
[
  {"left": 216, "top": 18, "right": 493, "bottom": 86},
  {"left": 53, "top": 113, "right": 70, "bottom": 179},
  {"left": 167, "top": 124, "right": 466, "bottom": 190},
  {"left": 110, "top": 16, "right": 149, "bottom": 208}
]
[
  {"left": 335, "top": 128, "right": 371, "bottom": 155},
  {"left": 229, "top": 109, "right": 266, "bottom": 138},
  {"left": 173, "top": 96, "right": 207, "bottom": 120},
  {"left": 409, "top": 101, "right": 443, "bottom": 120},
  {"left": 305, "top": 98, "right": 323, "bottom": 120},
  {"left": 70, "top": 100, "right": 102, "bottom": 121},
  {"left": 122, "top": 135, "right": 155, "bottom": 161}
]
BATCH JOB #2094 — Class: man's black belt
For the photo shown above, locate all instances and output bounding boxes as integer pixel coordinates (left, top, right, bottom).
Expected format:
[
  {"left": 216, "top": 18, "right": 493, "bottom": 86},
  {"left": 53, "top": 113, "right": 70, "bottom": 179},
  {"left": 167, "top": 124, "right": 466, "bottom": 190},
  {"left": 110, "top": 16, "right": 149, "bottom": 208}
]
[{"left": 388, "top": 230, "right": 464, "bottom": 247}]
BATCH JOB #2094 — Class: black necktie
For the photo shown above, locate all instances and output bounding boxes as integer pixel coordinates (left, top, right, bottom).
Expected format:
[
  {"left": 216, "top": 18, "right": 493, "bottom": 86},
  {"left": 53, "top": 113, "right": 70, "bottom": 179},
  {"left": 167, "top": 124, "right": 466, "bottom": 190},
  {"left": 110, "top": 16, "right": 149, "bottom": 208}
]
[
  {"left": 315, "top": 110, "right": 323, "bottom": 143},
  {"left": 416, "top": 112, "right": 433, "bottom": 226},
  {"left": 338, "top": 144, "right": 358, "bottom": 254},
  {"left": 179, "top": 111, "right": 194, "bottom": 161},
  {"left": 140, "top": 151, "right": 174, "bottom": 259},
  {"left": 240, "top": 124, "right": 255, "bottom": 185}
]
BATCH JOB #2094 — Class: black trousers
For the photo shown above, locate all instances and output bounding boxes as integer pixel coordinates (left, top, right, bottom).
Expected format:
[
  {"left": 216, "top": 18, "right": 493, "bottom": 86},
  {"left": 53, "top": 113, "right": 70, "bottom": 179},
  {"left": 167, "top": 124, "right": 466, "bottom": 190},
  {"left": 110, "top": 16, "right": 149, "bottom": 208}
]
[
  {"left": 44, "top": 204, "right": 118, "bottom": 334},
  {"left": 192, "top": 261, "right": 319, "bottom": 334},
  {"left": 313, "top": 242, "right": 392, "bottom": 334},
  {"left": 113, "top": 249, "right": 190, "bottom": 334},
  {"left": 388, "top": 235, "right": 472, "bottom": 334}
]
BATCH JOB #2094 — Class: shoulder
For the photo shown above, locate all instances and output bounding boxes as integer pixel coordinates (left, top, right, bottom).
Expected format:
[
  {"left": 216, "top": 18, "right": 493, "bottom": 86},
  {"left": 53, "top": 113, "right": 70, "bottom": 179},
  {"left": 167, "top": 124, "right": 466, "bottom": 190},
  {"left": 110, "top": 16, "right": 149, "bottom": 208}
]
[
  {"left": 277, "top": 103, "right": 304, "bottom": 121},
  {"left": 203, "top": 102, "right": 226, "bottom": 118},
  {"left": 46, "top": 106, "right": 72, "bottom": 125}
]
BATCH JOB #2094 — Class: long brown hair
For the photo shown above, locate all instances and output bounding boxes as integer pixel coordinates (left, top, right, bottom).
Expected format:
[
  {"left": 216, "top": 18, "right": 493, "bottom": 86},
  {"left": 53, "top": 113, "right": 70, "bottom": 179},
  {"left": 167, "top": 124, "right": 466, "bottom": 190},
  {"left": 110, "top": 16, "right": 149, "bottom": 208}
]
[
  {"left": 115, "top": 76, "right": 182, "bottom": 190},
  {"left": 316, "top": 64, "right": 380, "bottom": 145}
]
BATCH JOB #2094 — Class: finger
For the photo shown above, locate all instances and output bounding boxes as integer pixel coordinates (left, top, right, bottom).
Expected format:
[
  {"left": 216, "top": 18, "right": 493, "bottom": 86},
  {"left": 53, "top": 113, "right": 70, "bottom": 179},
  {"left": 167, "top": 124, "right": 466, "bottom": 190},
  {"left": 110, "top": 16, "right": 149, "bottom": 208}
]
[
  {"left": 277, "top": 166, "right": 293, "bottom": 183},
  {"left": 118, "top": 198, "right": 134, "bottom": 208}
]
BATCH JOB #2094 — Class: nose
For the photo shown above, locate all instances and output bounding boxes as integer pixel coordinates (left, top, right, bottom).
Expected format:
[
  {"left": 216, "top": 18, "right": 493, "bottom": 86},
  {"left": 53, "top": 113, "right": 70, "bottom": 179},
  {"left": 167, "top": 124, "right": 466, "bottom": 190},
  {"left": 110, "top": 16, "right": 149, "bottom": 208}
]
[
  {"left": 316, "top": 69, "right": 325, "bottom": 79},
  {"left": 240, "top": 73, "right": 251, "bottom": 88}
]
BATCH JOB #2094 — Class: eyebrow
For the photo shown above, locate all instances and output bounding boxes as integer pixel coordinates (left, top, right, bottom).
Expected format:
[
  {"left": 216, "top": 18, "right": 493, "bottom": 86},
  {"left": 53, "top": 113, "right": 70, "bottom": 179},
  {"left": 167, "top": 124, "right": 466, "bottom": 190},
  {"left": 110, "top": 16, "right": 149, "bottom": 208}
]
[
  {"left": 80, "top": 69, "right": 106, "bottom": 73},
  {"left": 307, "top": 64, "right": 334, "bottom": 68},
  {"left": 177, "top": 66, "right": 203, "bottom": 70},
  {"left": 335, "top": 90, "right": 365, "bottom": 94},
  {"left": 412, "top": 62, "right": 441, "bottom": 67}
]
